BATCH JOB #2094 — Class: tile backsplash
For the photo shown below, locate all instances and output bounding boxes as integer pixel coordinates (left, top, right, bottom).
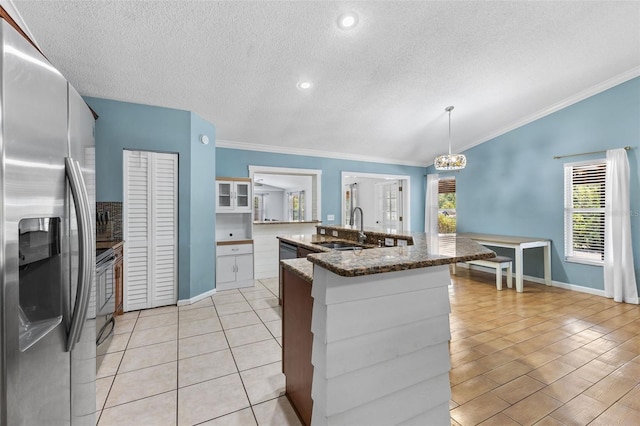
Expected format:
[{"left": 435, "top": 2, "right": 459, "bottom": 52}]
[{"left": 96, "top": 201, "right": 122, "bottom": 241}]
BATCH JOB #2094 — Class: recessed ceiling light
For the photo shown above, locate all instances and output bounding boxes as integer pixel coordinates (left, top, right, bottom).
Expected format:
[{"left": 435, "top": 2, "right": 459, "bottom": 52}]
[
  {"left": 297, "top": 81, "right": 313, "bottom": 90},
  {"left": 338, "top": 12, "right": 358, "bottom": 29}
]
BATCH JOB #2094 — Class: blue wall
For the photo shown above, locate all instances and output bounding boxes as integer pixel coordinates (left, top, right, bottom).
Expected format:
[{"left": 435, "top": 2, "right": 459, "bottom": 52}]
[
  {"left": 216, "top": 149, "right": 427, "bottom": 232},
  {"left": 86, "top": 97, "right": 216, "bottom": 301},
  {"left": 429, "top": 77, "right": 640, "bottom": 292},
  {"left": 189, "top": 115, "right": 217, "bottom": 297},
  {"left": 88, "top": 76, "right": 639, "bottom": 299}
]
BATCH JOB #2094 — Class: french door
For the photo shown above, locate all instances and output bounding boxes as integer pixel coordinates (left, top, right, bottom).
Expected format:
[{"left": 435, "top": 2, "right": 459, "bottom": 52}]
[{"left": 375, "top": 180, "right": 404, "bottom": 232}]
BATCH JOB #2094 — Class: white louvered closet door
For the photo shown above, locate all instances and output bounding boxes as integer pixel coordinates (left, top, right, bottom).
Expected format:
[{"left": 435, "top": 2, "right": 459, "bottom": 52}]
[
  {"left": 152, "top": 153, "right": 178, "bottom": 306},
  {"left": 123, "top": 150, "right": 178, "bottom": 311}
]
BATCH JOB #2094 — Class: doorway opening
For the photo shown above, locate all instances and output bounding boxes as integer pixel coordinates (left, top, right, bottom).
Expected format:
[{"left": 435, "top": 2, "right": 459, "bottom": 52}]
[
  {"left": 341, "top": 171, "right": 411, "bottom": 232},
  {"left": 249, "top": 166, "right": 321, "bottom": 223}
]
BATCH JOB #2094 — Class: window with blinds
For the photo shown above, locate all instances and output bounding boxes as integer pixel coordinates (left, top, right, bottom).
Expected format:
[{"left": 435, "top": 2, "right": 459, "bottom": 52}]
[
  {"left": 438, "top": 178, "right": 456, "bottom": 194},
  {"left": 564, "top": 160, "right": 606, "bottom": 265}
]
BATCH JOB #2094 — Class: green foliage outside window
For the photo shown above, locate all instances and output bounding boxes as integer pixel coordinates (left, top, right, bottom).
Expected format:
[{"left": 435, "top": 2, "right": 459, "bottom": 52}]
[
  {"left": 438, "top": 213, "right": 456, "bottom": 234},
  {"left": 438, "top": 192, "right": 456, "bottom": 234},
  {"left": 439, "top": 193, "right": 456, "bottom": 209},
  {"left": 292, "top": 195, "right": 300, "bottom": 220},
  {"left": 571, "top": 181, "right": 605, "bottom": 256}
]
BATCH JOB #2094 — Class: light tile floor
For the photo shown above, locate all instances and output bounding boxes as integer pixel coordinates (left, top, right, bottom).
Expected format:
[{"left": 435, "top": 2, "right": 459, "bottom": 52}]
[
  {"left": 97, "top": 270, "right": 640, "bottom": 425},
  {"left": 449, "top": 268, "right": 640, "bottom": 425},
  {"left": 96, "top": 277, "right": 302, "bottom": 426}
]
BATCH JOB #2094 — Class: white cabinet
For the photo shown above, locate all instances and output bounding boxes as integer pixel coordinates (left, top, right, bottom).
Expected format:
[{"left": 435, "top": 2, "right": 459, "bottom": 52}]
[
  {"left": 216, "top": 242, "right": 254, "bottom": 290},
  {"left": 216, "top": 177, "right": 253, "bottom": 289},
  {"left": 217, "top": 178, "right": 251, "bottom": 213}
]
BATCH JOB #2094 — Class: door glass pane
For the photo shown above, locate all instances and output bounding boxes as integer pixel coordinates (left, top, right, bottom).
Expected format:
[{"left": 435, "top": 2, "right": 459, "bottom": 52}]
[
  {"left": 236, "top": 183, "right": 249, "bottom": 207},
  {"left": 379, "top": 183, "right": 399, "bottom": 231},
  {"left": 292, "top": 194, "right": 300, "bottom": 221},
  {"left": 218, "top": 183, "right": 232, "bottom": 207}
]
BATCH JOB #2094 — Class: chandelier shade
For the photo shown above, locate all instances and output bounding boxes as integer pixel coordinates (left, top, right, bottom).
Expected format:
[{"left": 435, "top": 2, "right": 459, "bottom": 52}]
[
  {"left": 434, "top": 153, "right": 467, "bottom": 170},
  {"left": 434, "top": 106, "right": 466, "bottom": 171}
]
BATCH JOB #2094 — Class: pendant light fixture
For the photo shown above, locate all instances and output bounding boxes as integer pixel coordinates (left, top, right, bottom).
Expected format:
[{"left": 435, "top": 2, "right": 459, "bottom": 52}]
[{"left": 434, "top": 106, "right": 466, "bottom": 170}]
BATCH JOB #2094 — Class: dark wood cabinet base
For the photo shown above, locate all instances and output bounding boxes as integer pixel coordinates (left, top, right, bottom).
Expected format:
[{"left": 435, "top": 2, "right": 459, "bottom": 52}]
[{"left": 281, "top": 265, "right": 314, "bottom": 426}]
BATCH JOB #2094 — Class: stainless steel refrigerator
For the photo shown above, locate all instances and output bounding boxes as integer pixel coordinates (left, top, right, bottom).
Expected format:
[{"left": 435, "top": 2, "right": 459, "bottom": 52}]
[{"left": 0, "top": 19, "right": 96, "bottom": 425}]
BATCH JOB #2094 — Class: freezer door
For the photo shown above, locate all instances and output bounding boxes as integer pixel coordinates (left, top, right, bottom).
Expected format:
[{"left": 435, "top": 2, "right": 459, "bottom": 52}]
[
  {"left": 1, "top": 21, "right": 71, "bottom": 425},
  {"left": 68, "top": 84, "right": 97, "bottom": 424}
]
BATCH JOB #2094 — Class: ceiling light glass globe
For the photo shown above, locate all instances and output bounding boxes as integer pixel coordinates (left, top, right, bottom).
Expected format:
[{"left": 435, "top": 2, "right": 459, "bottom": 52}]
[{"left": 338, "top": 12, "right": 358, "bottom": 29}]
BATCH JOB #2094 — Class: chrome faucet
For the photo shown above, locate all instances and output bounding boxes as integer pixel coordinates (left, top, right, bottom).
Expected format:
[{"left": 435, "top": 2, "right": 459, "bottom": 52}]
[{"left": 350, "top": 207, "right": 366, "bottom": 244}]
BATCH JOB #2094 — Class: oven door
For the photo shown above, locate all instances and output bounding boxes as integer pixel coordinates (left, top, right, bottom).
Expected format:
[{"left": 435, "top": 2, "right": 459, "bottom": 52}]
[{"left": 95, "top": 256, "right": 115, "bottom": 363}]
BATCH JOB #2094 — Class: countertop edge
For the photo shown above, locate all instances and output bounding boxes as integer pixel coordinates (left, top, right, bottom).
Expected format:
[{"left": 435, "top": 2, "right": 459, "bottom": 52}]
[
  {"left": 216, "top": 239, "right": 253, "bottom": 246},
  {"left": 280, "top": 258, "right": 314, "bottom": 283},
  {"left": 277, "top": 233, "right": 496, "bottom": 278},
  {"left": 307, "top": 248, "right": 495, "bottom": 277},
  {"left": 255, "top": 220, "right": 322, "bottom": 225},
  {"left": 96, "top": 240, "right": 124, "bottom": 250}
]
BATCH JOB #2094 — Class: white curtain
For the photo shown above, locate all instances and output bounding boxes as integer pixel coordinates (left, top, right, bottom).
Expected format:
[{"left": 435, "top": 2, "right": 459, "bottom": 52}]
[
  {"left": 425, "top": 174, "right": 439, "bottom": 234},
  {"left": 604, "top": 148, "right": 638, "bottom": 304}
]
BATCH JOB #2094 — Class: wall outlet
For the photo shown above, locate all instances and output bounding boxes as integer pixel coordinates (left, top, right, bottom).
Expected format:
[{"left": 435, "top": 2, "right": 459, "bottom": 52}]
[
  {"left": 332, "top": 230, "right": 339, "bottom": 237},
  {"left": 327, "top": 214, "right": 335, "bottom": 221},
  {"left": 320, "top": 228, "right": 326, "bottom": 235},
  {"left": 397, "top": 239, "right": 407, "bottom": 247},
  {"left": 385, "top": 238, "right": 394, "bottom": 247}
]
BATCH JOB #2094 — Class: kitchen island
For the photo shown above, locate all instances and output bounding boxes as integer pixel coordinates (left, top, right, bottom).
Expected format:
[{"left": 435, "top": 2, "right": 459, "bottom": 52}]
[
  {"left": 280, "top": 232, "right": 494, "bottom": 426},
  {"left": 254, "top": 220, "right": 322, "bottom": 278}
]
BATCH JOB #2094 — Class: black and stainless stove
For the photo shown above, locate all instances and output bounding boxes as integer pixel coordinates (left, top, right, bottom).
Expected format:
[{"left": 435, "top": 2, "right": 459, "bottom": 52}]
[
  {"left": 96, "top": 247, "right": 114, "bottom": 265},
  {"left": 95, "top": 247, "right": 115, "bottom": 368}
]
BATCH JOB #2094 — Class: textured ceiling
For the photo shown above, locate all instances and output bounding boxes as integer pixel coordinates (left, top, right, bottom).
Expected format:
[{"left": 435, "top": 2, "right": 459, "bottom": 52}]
[{"left": 12, "top": 1, "right": 640, "bottom": 166}]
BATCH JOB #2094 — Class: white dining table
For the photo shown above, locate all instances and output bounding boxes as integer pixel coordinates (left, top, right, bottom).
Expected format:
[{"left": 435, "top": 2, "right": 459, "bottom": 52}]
[{"left": 459, "top": 233, "right": 552, "bottom": 292}]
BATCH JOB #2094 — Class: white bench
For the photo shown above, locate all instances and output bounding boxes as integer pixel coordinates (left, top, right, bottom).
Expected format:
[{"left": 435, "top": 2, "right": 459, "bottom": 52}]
[{"left": 466, "top": 256, "right": 517, "bottom": 291}]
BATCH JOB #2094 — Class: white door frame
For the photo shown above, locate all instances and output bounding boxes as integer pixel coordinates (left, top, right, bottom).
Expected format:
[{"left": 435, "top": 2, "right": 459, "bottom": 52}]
[
  {"left": 341, "top": 171, "right": 411, "bottom": 231},
  {"left": 248, "top": 165, "right": 322, "bottom": 222}
]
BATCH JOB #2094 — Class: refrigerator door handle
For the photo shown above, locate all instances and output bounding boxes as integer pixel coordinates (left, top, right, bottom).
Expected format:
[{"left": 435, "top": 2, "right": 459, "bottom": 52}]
[{"left": 65, "top": 157, "right": 94, "bottom": 352}]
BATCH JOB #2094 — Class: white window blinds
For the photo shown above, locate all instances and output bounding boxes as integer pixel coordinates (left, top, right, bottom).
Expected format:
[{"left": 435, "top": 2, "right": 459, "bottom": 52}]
[{"left": 564, "top": 160, "right": 606, "bottom": 265}]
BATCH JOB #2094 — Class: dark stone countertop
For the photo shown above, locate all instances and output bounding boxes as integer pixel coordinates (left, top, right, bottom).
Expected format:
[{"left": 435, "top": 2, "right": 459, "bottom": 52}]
[
  {"left": 277, "top": 234, "right": 371, "bottom": 253},
  {"left": 280, "top": 258, "right": 314, "bottom": 283},
  {"left": 279, "top": 233, "right": 495, "bottom": 278}
]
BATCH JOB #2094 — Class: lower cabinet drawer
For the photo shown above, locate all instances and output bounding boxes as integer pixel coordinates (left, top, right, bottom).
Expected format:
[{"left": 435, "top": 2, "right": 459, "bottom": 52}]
[{"left": 217, "top": 243, "right": 253, "bottom": 256}]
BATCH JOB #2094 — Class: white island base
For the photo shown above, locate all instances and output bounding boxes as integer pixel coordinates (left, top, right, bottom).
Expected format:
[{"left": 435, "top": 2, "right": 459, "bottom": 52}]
[{"left": 309, "top": 264, "right": 452, "bottom": 426}]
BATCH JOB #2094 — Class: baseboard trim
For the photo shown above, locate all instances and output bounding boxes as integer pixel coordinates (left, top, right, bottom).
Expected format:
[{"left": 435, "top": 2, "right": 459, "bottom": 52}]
[
  {"left": 177, "top": 288, "right": 217, "bottom": 306},
  {"left": 525, "top": 275, "right": 605, "bottom": 297},
  {"left": 456, "top": 262, "right": 605, "bottom": 297}
]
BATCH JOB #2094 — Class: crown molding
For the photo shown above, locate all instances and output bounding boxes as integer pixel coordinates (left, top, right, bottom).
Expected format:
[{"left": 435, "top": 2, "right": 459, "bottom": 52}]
[
  {"left": 217, "top": 68, "right": 639, "bottom": 167},
  {"left": 458, "top": 66, "right": 640, "bottom": 154},
  {"left": 215, "top": 139, "right": 428, "bottom": 168}
]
